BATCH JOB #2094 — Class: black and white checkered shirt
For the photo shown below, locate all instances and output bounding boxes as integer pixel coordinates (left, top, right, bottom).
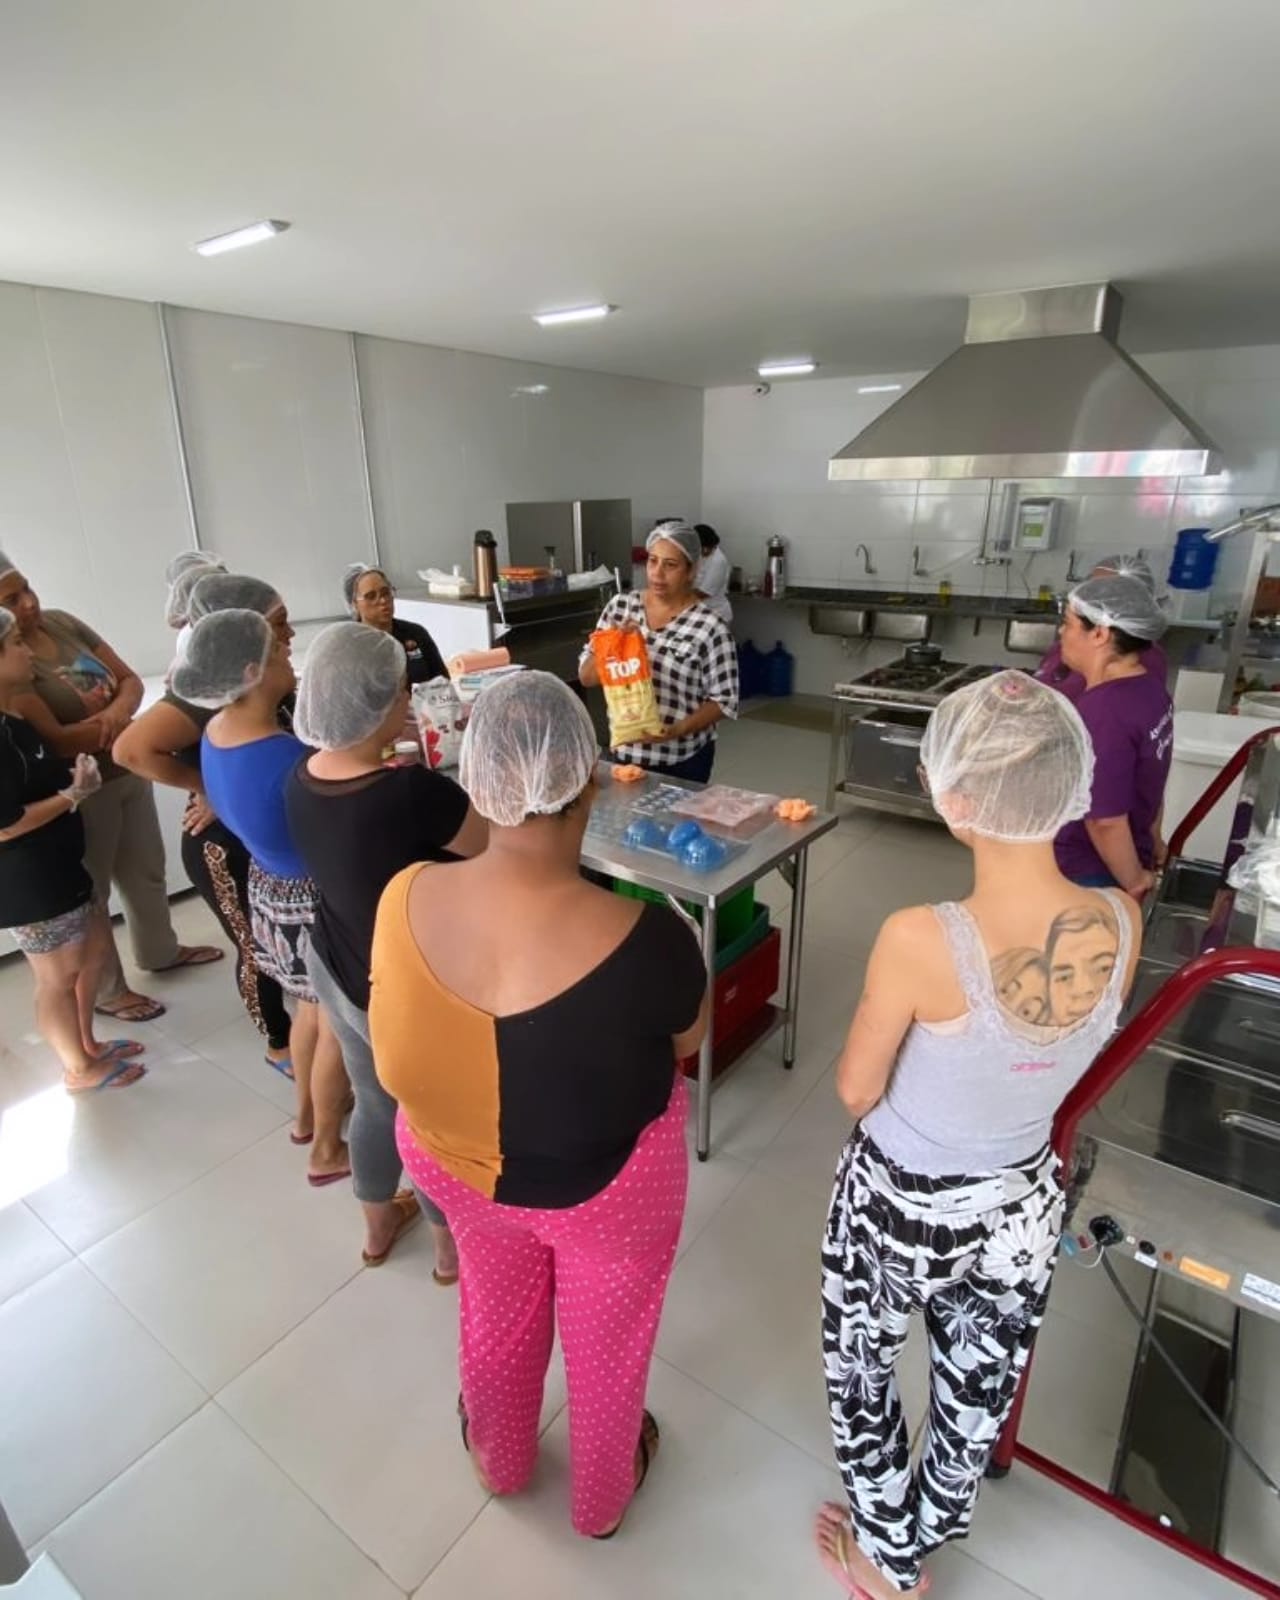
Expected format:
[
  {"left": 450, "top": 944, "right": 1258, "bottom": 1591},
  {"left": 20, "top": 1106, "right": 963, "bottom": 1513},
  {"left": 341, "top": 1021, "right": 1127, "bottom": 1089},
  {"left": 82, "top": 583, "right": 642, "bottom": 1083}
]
[{"left": 584, "top": 591, "right": 739, "bottom": 768}]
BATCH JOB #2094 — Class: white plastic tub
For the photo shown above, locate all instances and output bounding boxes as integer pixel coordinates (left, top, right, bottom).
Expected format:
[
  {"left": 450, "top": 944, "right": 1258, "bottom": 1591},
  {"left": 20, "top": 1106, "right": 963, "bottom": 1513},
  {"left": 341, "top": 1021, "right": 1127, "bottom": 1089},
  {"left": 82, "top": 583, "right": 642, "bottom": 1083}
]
[{"left": 1166, "top": 711, "right": 1275, "bottom": 865}]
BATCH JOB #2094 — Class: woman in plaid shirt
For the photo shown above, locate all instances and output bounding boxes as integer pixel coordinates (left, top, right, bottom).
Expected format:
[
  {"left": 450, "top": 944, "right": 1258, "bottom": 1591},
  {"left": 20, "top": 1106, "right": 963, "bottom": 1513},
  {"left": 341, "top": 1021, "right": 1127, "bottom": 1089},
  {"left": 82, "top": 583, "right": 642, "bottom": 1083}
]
[{"left": 580, "top": 522, "right": 739, "bottom": 782}]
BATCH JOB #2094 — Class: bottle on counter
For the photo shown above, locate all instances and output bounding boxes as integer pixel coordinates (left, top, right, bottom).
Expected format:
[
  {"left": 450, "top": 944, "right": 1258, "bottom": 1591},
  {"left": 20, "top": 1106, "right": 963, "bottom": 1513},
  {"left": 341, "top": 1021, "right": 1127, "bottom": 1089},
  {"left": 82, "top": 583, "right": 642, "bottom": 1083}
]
[
  {"left": 937, "top": 578, "right": 952, "bottom": 604},
  {"left": 473, "top": 530, "right": 499, "bottom": 599}
]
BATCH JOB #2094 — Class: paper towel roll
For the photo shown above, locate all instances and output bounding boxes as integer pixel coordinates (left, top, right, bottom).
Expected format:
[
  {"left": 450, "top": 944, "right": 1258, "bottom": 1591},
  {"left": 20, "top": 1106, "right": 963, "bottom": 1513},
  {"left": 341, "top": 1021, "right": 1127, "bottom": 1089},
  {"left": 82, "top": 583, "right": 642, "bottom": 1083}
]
[{"left": 447, "top": 647, "right": 511, "bottom": 680}]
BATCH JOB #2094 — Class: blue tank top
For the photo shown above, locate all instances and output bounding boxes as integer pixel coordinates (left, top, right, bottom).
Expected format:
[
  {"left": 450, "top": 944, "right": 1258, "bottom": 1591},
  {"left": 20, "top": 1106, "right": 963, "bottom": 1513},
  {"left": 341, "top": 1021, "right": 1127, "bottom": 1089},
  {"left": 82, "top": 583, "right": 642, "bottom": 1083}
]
[
  {"left": 201, "top": 731, "right": 308, "bottom": 879},
  {"left": 861, "top": 891, "right": 1132, "bottom": 1176}
]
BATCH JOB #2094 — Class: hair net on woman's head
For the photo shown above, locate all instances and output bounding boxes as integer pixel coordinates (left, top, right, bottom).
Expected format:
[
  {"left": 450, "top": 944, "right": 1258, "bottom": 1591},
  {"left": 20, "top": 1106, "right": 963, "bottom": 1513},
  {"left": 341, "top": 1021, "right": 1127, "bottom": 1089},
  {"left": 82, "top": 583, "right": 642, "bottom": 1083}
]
[
  {"left": 342, "top": 562, "right": 388, "bottom": 611},
  {"left": 0, "top": 550, "right": 18, "bottom": 581},
  {"left": 645, "top": 521, "right": 702, "bottom": 568},
  {"left": 187, "top": 571, "right": 282, "bottom": 622},
  {"left": 165, "top": 557, "right": 228, "bottom": 628},
  {"left": 1092, "top": 552, "right": 1155, "bottom": 591},
  {"left": 170, "top": 609, "right": 273, "bottom": 709},
  {"left": 0, "top": 607, "right": 16, "bottom": 645},
  {"left": 164, "top": 550, "right": 223, "bottom": 586},
  {"left": 1069, "top": 574, "right": 1167, "bottom": 641},
  {"left": 294, "top": 622, "right": 405, "bottom": 750},
  {"left": 920, "top": 670, "right": 1094, "bottom": 843},
  {"left": 460, "top": 670, "right": 597, "bottom": 828}
]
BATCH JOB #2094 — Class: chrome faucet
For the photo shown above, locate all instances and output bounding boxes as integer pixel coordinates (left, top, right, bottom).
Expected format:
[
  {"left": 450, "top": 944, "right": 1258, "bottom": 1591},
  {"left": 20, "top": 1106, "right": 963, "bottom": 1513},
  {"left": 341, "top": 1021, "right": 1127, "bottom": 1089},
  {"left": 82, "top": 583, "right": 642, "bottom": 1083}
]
[
  {"left": 911, "top": 545, "right": 927, "bottom": 578},
  {"left": 1065, "top": 549, "right": 1083, "bottom": 584},
  {"left": 854, "top": 542, "right": 876, "bottom": 577}
]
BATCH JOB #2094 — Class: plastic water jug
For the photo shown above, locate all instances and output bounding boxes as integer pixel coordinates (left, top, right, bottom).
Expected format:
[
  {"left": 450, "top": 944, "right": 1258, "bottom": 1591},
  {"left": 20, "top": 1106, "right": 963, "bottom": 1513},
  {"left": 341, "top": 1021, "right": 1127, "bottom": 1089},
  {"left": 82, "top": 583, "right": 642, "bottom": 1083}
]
[
  {"left": 765, "top": 641, "right": 795, "bottom": 698},
  {"left": 738, "top": 639, "right": 763, "bottom": 698},
  {"left": 1167, "top": 527, "right": 1218, "bottom": 590}
]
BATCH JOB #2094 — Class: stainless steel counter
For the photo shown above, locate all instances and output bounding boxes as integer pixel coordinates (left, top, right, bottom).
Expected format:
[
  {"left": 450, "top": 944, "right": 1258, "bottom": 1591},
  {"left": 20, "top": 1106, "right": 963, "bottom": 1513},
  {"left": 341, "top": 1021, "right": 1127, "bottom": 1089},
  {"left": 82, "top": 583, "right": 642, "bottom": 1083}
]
[{"left": 580, "top": 765, "right": 837, "bottom": 1158}]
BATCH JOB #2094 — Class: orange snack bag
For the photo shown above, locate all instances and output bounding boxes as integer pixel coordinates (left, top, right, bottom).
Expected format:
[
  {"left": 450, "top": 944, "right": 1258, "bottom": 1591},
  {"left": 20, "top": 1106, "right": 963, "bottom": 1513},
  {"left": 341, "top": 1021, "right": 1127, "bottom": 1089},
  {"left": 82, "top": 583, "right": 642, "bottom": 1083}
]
[{"left": 590, "top": 628, "right": 665, "bottom": 746}]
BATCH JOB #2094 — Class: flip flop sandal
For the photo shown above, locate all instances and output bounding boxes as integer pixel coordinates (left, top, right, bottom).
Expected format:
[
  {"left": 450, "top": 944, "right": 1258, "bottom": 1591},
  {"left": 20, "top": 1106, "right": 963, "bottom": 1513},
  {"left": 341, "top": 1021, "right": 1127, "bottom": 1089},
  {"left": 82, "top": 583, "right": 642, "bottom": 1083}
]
[
  {"left": 591, "top": 1411, "right": 659, "bottom": 1540},
  {"left": 66, "top": 1061, "right": 148, "bottom": 1095},
  {"left": 307, "top": 1166, "right": 352, "bottom": 1188},
  {"left": 92, "top": 1039, "right": 146, "bottom": 1062},
  {"left": 153, "top": 946, "right": 225, "bottom": 970},
  {"left": 289, "top": 1129, "right": 314, "bottom": 1146},
  {"left": 432, "top": 1266, "right": 460, "bottom": 1287},
  {"left": 266, "top": 1054, "right": 295, "bottom": 1081},
  {"left": 813, "top": 1505, "right": 878, "bottom": 1600},
  {"left": 362, "top": 1191, "right": 422, "bottom": 1267},
  {"left": 94, "top": 996, "right": 166, "bottom": 1022}
]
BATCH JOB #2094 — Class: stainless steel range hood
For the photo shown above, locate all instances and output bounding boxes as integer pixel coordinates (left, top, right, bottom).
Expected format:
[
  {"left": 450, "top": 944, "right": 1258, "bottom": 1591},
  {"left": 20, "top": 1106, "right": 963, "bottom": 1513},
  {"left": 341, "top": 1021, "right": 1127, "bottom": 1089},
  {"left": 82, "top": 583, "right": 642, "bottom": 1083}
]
[{"left": 829, "top": 283, "right": 1220, "bottom": 481}]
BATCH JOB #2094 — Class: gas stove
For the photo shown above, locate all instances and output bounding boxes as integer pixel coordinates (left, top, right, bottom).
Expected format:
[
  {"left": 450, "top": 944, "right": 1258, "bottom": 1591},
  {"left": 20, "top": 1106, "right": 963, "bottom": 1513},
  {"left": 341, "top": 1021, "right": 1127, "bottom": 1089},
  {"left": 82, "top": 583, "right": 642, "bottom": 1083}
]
[{"left": 833, "top": 657, "right": 1002, "bottom": 707}]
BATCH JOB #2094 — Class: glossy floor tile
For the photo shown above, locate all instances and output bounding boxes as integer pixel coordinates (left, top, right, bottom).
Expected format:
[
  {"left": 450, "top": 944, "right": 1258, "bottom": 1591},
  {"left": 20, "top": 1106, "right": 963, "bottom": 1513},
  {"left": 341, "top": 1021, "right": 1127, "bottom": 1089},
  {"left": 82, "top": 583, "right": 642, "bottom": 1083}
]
[{"left": 1, "top": 721, "right": 1273, "bottom": 1598}]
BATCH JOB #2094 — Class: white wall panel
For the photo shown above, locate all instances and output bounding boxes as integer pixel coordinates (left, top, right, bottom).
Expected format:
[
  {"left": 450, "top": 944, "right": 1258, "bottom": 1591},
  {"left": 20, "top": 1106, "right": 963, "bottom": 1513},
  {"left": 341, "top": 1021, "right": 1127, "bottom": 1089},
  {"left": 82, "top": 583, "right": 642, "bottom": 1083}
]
[
  {"left": 166, "top": 308, "right": 374, "bottom": 622},
  {"left": 356, "top": 337, "right": 703, "bottom": 578},
  {"left": 0, "top": 283, "right": 193, "bottom": 675}
]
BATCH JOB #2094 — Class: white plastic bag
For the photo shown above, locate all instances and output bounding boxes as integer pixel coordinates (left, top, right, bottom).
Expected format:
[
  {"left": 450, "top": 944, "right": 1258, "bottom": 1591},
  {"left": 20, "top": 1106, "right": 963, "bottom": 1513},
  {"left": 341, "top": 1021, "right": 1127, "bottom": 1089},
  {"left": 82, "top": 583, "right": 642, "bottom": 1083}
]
[{"left": 411, "top": 678, "right": 468, "bottom": 770}]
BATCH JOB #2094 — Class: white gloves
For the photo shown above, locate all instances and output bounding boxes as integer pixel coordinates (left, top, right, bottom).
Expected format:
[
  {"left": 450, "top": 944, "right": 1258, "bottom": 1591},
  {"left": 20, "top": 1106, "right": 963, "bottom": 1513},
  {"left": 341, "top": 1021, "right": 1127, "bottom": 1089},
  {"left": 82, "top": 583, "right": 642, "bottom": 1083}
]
[{"left": 61, "top": 754, "right": 103, "bottom": 810}]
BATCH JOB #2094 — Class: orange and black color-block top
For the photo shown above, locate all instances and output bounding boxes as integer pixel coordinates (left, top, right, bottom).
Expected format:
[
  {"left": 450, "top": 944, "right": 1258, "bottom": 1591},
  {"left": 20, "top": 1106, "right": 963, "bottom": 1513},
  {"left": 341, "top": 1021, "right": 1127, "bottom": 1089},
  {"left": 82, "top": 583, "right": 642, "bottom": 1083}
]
[{"left": 369, "top": 867, "right": 705, "bottom": 1209}]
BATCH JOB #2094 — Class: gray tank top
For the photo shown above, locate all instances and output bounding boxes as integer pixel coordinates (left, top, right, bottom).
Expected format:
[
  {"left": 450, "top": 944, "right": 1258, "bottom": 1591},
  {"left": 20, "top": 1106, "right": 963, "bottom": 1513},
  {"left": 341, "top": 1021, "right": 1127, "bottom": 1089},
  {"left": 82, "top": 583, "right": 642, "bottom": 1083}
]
[{"left": 861, "top": 891, "right": 1132, "bottom": 1176}]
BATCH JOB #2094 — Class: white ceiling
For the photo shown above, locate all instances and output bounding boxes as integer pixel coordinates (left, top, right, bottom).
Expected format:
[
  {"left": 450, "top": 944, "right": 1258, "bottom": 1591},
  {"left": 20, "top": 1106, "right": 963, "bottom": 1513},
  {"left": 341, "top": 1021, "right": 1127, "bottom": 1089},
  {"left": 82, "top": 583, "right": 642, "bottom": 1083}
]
[{"left": 5, "top": 0, "right": 1280, "bottom": 388}]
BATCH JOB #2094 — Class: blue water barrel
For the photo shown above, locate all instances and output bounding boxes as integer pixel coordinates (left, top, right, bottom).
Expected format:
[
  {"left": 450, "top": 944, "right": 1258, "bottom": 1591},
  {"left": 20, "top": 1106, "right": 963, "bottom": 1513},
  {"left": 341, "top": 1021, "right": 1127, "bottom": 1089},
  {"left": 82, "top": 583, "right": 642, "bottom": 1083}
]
[
  {"left": 737, "top": 639, "right": 763, "bottom": 698},
  {"left": 1167, "top": 527, "right": 1219, "bottom": 590},
  {"left": 765, "top": 641, "right": 795, "bottom": 697}
]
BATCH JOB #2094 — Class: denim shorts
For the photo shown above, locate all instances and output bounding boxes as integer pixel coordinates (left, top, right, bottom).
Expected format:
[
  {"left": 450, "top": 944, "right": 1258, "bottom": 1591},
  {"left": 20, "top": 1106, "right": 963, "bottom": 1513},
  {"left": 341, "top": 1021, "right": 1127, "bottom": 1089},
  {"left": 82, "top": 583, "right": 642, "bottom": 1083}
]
[{"left": 10, "top": 902, "right": 92, "bottom": 956}]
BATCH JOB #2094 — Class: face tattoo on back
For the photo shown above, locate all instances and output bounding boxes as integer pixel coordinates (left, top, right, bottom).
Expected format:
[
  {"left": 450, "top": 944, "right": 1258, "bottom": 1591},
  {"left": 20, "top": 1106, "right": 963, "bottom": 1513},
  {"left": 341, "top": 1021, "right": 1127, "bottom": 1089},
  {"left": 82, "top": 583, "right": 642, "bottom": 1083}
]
[{"left": 990, "top": 899, "right": 1119, "bottom": 1029}]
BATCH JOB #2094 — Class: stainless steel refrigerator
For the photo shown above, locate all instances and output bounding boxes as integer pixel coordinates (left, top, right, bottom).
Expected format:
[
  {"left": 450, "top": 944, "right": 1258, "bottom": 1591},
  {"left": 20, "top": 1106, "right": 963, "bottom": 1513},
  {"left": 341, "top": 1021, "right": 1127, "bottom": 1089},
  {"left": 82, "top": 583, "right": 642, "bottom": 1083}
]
[{"left": 505, "top": 498, "right": 634, "bottom": 576}]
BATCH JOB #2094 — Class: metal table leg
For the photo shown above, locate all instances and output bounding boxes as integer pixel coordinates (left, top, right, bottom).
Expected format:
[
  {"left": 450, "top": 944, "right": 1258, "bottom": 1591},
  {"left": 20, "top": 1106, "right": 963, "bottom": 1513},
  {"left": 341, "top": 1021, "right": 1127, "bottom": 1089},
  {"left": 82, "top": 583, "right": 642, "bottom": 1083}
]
[
  {"left": 825, "top": 700, "right": 846, "bottom": 812},
  {"left": 782, "top": 845, "right": 810, "bottom": 1069},
  {"left": 695, "top": 902, "right": 717, "bottom": 1161}
]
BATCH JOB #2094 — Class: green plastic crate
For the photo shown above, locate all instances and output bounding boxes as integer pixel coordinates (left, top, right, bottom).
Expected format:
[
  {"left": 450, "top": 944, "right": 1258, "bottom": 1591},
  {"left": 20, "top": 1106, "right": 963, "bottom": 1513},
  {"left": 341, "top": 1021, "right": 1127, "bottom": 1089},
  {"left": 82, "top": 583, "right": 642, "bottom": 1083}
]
[{"left": 613, "top": 880, "right": 756, "bottom": 953}]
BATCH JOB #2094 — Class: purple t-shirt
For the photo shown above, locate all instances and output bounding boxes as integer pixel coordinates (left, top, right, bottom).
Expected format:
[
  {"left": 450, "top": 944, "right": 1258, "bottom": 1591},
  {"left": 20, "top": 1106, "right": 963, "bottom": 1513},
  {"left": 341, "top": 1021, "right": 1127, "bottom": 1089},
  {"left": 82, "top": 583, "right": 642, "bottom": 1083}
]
[
  {"left": 1055, "top": 671, "right": 1174, "bottom": 882},
  {"left": 1037, "top": 638, "right": 1170, "bottom": 703}
]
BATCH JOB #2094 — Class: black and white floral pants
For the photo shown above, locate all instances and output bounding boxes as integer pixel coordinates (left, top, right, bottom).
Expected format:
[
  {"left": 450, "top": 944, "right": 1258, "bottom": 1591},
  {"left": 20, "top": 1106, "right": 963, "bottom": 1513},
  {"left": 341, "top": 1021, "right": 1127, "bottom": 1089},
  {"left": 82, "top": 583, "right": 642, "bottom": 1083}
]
[{"left": 821, "top": 1126, "right": 1064, "bottom": 1592}]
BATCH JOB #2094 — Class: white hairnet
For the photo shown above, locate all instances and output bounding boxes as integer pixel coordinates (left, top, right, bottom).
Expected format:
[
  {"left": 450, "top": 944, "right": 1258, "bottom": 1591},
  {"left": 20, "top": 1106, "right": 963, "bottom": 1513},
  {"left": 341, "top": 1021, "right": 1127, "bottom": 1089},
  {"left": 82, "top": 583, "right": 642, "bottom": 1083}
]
[
  {"left": 188, "top": 571, "right": 282, "bottom": 621},
  {"left": 165, "top": 557, "right": 227, "bottom": 628},
  {"left": 170, "top": 609, "right": 273, "bottom": 709},
  {"left": 294, "top": 622, "right": 405, "bottom": 749},
  {"left": 645, "top": 522, "right": 702, "bottom": 567},
  {"left": 0, "top": 606, "right": 16, "bottom": 645},
  {"left": 459, "top": 670, "right": 597, "bottom": 827},
  {"left": 164, "top": 549, "right": 223, "bottom": 585},
  {"left": 1092, "top": 552, "right": 1155, "bottom": 591},
  {"left": 0, "top": 550, "right": 17, "bottom": 581},
  {"left": 921, "top": 670, "right": 1094, "bottom": 843},
  {"left": 341, "top": 562, "right": 389, "bottom": 612},
  {"left": 1069, "top": 574, "right": 1167, "bottom": 642}
]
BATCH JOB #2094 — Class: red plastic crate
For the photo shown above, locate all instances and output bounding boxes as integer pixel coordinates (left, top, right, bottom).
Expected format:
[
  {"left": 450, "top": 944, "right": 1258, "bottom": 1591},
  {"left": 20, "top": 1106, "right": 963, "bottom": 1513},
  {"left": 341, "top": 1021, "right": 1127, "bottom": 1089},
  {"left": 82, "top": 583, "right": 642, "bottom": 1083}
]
[{"left": 679, "top": 924, "right": 781, "bottom": 1078}]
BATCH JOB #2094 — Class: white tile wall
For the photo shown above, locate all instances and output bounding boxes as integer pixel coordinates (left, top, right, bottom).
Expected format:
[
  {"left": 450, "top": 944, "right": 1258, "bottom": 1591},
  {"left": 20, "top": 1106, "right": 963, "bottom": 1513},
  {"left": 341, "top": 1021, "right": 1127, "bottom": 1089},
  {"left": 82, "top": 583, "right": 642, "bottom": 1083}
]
[
  {"left": 0, "top": 283, "right": 194, "bottom": 676},
  {"left": 355, "top": 337, "right": 703, "bottom": 578},
  {"left": 704, "top": 344, "right": 1280, "bottom": 620},
  {"left": 0, "top": 280, "right": 705, "bottom": 666},
  {"left": 165, "top": 308, "right": 376, "bottom": 626}
]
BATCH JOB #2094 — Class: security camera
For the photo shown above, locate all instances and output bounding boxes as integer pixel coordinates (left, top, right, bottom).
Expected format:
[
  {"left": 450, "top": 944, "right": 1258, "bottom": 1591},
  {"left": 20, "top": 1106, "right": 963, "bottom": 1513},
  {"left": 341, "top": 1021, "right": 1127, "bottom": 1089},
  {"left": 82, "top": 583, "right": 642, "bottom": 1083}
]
[{"left": 753, "top": 381, "right": 772, "bottom": 396}]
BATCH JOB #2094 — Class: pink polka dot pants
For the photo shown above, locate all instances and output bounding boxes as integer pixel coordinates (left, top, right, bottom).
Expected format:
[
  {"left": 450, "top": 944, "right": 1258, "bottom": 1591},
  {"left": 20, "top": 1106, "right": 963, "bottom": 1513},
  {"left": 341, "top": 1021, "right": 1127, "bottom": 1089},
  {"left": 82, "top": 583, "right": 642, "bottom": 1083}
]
[{"left": 396, "top": 1079, "right": 689, "bottom": 1536}]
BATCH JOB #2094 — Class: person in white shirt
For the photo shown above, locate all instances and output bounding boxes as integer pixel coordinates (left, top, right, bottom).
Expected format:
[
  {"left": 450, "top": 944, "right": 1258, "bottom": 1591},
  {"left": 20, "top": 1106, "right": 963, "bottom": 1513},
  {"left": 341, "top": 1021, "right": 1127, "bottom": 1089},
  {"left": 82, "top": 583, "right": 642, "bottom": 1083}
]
[{"left": 695, "top": 524, "right": 732, "bottom": 625}]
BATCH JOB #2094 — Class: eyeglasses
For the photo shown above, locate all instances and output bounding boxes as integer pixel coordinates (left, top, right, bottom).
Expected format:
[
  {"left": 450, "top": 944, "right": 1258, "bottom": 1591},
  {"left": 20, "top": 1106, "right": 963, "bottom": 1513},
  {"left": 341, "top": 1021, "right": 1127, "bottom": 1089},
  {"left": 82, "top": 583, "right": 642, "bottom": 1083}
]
[{"left": 361, "top": 585, "right": 395, "bottom": 603}]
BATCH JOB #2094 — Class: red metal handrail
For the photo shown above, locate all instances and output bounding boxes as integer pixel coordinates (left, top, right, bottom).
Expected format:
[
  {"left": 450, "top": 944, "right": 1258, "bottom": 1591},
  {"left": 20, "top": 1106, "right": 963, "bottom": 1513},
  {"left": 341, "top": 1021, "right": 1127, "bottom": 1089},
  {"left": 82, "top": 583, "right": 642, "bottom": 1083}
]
[
  {"left": 991, "top": 942, "right": 1280, "bottom": 1599},
  {"left": 1166, "top": 724, "right": 1277, "bottom": 860}
]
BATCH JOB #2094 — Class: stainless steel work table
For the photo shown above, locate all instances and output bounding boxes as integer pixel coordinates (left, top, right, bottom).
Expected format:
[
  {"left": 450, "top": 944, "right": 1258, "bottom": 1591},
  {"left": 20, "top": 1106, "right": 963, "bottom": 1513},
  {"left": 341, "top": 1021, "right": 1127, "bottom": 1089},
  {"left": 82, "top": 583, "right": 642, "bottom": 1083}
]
[{"left": 579, "top": 765, "right": 837, "bottom": 1160}]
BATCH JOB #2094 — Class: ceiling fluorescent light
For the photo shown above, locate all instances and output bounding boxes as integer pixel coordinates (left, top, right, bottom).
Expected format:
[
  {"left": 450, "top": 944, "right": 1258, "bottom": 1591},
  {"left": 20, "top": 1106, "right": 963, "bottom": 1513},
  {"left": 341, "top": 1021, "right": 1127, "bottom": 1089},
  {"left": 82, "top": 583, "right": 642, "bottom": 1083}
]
[
  {"left": 194, "top": 219, "right": 290, "bottom": 257},
  {"left": 533, "top": 303, "right": 615, "bottom": 327},
  {"left": 858, "top": 383, "right": 903, "bottom": 394},
  {"left": 758, "top": 359, "right": 817, "bottom": 378}
]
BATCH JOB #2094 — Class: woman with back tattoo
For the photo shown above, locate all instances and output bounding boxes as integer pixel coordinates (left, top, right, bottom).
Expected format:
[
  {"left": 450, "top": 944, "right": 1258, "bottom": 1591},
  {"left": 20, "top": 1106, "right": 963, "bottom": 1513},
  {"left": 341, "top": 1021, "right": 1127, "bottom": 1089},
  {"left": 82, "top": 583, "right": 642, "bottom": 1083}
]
[{"left": 814, "top": 671, "right": 1142, "bottom": 1600}]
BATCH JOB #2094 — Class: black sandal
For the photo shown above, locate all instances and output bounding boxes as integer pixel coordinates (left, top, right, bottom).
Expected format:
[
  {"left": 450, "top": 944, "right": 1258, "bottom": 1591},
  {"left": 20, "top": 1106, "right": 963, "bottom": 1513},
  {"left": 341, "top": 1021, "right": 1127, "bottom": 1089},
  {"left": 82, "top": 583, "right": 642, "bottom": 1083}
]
[{"left": 591, "top": 1410, "right": 659, "bottom": 1540}]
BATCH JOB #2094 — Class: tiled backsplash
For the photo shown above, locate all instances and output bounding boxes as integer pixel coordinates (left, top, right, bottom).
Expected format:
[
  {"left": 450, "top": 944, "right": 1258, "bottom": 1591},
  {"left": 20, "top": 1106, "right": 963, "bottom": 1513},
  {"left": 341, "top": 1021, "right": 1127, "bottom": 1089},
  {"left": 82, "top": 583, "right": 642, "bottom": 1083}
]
[{"left": 703, "top": 343, "right": 1280, "bottom": 611}]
